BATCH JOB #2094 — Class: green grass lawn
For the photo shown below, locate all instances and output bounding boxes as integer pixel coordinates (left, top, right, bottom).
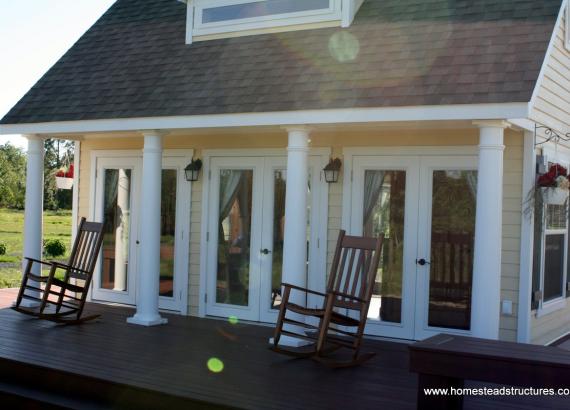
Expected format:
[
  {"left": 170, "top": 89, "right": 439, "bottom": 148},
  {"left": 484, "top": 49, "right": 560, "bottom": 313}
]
[{"left": 0, "top": 208, "right": 72, "bottom": 288}]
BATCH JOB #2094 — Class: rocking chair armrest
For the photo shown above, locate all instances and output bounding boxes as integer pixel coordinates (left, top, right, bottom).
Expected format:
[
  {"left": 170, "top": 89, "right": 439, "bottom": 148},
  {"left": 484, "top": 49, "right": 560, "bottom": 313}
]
[
  {"left": 50, "top": 261, "right": 90, "bottom": 275},
  {"left": 329, "top": 290, "right": 367, "bottom": 303},
  {"left": 24, "top": 257, "right": 55, "bottom": 267},
  {"left": 281, "top": 283, "right": 327, "bottom": 297}
]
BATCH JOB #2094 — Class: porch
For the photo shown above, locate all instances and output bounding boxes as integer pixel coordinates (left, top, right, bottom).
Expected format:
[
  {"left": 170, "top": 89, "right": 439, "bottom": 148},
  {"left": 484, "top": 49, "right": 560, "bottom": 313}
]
[{"left": 0, "top": 300, "right": 566, "bottom": 409}]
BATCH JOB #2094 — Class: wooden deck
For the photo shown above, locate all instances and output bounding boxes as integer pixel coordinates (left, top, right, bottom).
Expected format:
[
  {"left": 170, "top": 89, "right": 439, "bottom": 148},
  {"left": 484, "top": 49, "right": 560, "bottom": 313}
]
[{"left": 0, "top": 299, "right": 568, "bottom": 409}]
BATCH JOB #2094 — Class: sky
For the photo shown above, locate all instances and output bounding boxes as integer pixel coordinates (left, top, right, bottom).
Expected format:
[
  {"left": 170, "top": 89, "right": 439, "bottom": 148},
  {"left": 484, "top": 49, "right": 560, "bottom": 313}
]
[{"left": 0, "top": 0, "right": 116, "bottom": 150}]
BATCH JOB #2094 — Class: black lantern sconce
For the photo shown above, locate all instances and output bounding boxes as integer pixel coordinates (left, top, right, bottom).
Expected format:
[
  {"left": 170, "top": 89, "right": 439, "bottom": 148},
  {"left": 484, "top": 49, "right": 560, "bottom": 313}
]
[
  {"left": 323, "top": 158, "right": 342, "bottom": 183},
  {"left": 185, "top": 158, "right": 203, "bottom": 182}
]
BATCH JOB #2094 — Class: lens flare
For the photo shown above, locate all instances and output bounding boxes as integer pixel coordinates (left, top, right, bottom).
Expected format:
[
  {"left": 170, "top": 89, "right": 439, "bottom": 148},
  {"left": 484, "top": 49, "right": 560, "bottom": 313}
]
[
  {"left": 328, "top": 31, "right": 360, "bottom": 63},
  {"left": 207, "top": 357, "right": 224, "bottom": 373},
  {"left": 228, "top": 315, "right": 239, "bottom": 325}
]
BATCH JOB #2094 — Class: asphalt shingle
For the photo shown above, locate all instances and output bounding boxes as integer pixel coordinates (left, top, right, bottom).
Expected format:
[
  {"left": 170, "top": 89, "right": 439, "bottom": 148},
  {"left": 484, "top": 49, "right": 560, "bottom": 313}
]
[{"left": 0, "top": 0, "right": 562, "bottom": 125}]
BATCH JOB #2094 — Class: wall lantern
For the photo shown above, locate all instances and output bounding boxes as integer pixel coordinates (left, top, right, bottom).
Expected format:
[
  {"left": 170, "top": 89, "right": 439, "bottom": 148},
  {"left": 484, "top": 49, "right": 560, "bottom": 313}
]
[
  {"left": 185, "top": 158, "right": 203, "bottom": 182},
  {"left": 323, "top": 158, "right": 342, "bottom": 183}
]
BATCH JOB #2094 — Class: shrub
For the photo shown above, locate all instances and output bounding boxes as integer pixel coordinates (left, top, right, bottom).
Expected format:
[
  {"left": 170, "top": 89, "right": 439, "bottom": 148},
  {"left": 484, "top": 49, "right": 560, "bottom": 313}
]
[
  {"left": 0, "top": 243, "right": 6, "bottom": 256},
  {"left": 43, "top": 239, "right": 66, "bottom": 258}
]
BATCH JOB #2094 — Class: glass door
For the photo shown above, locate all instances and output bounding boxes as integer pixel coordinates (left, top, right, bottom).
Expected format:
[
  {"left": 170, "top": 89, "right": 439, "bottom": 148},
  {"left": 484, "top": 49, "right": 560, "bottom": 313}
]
[
  {"left": 206, "top": 157, "right": 265, "bottom": 321},
  {"left": 158, "top": 156, "right": 191, "bottom": 312},
  {"left": 414, "top": 156, "right": 478, "bottom": 340},
  {"left": 92, "top": 157, "right": 141, "bottom": 305},
  {"left": 206, "top": 155, "right": 326, "bottom": 323},
  {"left": 350, "top": 156, "right": 419, "bottom": 340}
]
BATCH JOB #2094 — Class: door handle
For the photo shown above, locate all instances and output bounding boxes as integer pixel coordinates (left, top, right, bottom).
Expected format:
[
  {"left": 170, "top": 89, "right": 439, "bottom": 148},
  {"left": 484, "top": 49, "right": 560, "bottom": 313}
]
[
  {"left": 261, "top": 249, "right": 272, "bottom": 255},
  {"left": 416, "top": 258, "right": 430, "bottom": 266}
]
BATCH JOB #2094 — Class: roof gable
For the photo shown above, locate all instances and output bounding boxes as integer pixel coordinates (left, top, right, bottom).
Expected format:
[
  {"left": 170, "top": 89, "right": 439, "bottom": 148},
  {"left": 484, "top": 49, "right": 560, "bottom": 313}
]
[{"left": 0, "top": 0, "right": 563, "bottom": 125}]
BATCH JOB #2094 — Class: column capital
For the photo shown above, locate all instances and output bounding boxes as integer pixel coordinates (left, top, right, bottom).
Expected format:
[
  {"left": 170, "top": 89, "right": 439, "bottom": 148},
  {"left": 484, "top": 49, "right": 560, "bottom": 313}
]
[
  {"left": 472, "top": 120, "right": 511, "bottom": 130},
  {"left": 140, "top": 129, "right": 168, "bottom": 138},
  {"left": 282, "top": 125, "right": 313, "bottom": 135},
  {"left": 23, "top": 134, "right": 44, "bottom": 141}
]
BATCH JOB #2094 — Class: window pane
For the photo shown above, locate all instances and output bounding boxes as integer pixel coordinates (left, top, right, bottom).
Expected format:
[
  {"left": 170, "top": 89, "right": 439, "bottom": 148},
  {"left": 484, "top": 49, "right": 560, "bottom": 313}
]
[
  {"left": 547, "top": 204, "right": 567, "bottom": 230},
  {"left": 363, "top": 170, "right": 406, "bottom": 324},
  {"left": 101, "top": 169, "right": 131, "bottom": 291},
  {"left": 428, "top": 170, "right": 477, "bottom": 330},
  {"left": 203, "top": 0, "right": 330, "bottom": 23},
  {"left": 160, "top": 169, "right": 177, "bottom": 298},
  {"left": 544, "top": 234, "right": 565, "bottom": 302},
  {"left": 216, "top": 170, "right": 253, "bottom": 306}
]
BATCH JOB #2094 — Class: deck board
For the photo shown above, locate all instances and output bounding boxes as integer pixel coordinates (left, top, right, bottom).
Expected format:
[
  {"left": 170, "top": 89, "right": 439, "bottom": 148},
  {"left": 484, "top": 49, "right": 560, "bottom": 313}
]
[{"left": 0, "top": 302, "right": 567, "bottom": 409}]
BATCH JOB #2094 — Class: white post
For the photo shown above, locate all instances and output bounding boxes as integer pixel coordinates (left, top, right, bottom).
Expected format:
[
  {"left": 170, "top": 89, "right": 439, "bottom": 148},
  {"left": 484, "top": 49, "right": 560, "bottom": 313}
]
[
  {"left": 71, "top": 140, "right": 81, "bottom": 242},
  {"left": 275, "top": 126, "right": 311, "bottom": 346},
  {"left": 471, "top": 121, "right": 507, "bottom": 340},
  {"left": 517, "top": 130, "right": 536, "bottom": 343},
  {"left": 20, "top": 135, "right": 44, "bottom": 307},
  {"left": 127, "top": 131, "right": 167, "bottom": 326}
]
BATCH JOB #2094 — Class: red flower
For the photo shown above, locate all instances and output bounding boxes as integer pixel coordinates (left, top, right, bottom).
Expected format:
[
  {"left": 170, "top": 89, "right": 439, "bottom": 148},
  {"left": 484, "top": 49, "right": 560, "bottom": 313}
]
[
  {"left": 64, "top": 163, "right": 74, "bottom": 178},
  {"left": 55, "top": 170, "right": 65, "bottom": 177},
  {"left": 550, "top": 164, "right": 567, "bottom": 177}
]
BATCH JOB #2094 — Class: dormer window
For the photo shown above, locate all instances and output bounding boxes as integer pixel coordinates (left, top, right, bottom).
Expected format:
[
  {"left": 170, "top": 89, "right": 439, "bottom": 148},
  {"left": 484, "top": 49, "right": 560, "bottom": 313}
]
[{"left": 185, "top": 0, "right": 364, "bottom": 44}]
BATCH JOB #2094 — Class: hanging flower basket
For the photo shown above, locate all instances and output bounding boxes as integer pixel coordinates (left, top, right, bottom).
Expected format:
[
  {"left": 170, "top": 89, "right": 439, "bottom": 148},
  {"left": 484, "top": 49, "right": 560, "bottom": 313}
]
[
  {"left": 541, "top": 187, "right": 569, "bottom": 205},
  {"left": 55, "top": 164, "right": 74, "bottom": 190},
  {"left": 55, "top": 176, "right": 73, "bottom": 190}
]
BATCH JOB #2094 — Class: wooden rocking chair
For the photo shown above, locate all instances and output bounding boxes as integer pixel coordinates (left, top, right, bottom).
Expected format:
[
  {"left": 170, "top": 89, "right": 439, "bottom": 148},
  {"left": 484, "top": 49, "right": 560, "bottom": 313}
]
[
  {"left": 272, "top": 230, "right": 383, "bottom": 367},
  {"left": 13, "top": 217, "right": 105, "bottom": 325}
]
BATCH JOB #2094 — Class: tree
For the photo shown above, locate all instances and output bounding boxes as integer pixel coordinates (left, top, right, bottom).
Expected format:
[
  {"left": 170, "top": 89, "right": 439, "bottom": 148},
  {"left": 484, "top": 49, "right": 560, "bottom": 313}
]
[{"left": 0, "top": 143, "right": 26, "bottom": 209}]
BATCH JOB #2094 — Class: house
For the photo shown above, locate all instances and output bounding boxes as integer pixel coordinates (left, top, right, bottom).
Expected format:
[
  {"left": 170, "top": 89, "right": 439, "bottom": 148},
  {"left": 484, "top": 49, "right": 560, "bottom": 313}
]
[{"left": 1, "top": 0, "right": 570, "bottom": 346}]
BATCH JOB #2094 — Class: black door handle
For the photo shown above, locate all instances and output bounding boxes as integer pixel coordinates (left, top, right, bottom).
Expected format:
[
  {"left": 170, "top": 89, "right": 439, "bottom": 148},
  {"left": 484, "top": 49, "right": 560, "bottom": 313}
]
[
  {"left": 261, "top": 249, "right": 272, "bottom": 255},
  {"left": 416, "top": 258, "right": 430, "bottom": 266}
]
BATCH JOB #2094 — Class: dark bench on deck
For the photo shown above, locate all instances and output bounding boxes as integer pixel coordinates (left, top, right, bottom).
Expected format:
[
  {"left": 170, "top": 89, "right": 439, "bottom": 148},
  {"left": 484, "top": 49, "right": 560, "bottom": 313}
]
[{"left": 409, "top": 334, "right": 570, "bottom": 410}]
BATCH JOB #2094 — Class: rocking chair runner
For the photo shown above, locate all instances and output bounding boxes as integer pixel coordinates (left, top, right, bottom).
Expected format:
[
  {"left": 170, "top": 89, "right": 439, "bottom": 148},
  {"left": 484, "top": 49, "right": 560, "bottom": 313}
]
[
  {"left": 13, "top": 217, "right": 104, "bottom": 325},
  {"left": 272, "top": 230, "right": 384, "bottom": 367}
]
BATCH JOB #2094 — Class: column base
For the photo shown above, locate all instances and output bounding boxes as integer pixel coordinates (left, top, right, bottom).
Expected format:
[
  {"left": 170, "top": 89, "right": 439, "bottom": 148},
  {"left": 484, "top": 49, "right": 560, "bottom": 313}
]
[
  {"left": 269, "top": 335, "right": 312, "bottom": 348},
  {"left": 127, "top": 314, "right": 168, "bottom": 327}
]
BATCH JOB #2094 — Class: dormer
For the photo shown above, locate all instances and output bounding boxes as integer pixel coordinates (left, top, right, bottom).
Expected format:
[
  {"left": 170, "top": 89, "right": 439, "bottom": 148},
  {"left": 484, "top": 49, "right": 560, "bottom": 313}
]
[{"left": 181, "top": 0, "right": 365, "bottom": 44}]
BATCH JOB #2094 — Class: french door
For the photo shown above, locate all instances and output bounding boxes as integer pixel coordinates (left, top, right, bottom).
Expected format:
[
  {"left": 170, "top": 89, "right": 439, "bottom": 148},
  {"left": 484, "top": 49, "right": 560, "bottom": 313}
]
[
  {"left": 205, "top": 155, "right": 326, "bottom": 323},
  {"left": 91, "top": 154, "right": 190, "bottom": 313},
  {"left": 349, "top": 155, "right": 478, "bottom": 340}
]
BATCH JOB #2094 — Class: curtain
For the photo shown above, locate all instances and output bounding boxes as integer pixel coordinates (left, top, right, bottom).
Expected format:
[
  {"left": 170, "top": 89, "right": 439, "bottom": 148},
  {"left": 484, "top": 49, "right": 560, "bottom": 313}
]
[
  {"left": 103, "top": 169, "right": 120, "bottom": 232},
  {"left": 363, "top": 171, "right": 386, "bottom": 234},
  {"left": 219, "top": 171, "right": 243, "bottom": 223},
  {"left": 466, "top": 171, "right": 478, "bottom": 201}
]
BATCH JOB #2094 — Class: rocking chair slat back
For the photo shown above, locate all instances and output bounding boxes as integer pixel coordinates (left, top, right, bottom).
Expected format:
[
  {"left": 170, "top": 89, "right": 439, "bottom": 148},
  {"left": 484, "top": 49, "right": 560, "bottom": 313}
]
[
  {"left": 327, "top": 231, "right": 383, "bottom": 310},
  {"left": 68, "top": 219, "right": 105, "bottom": 280}
]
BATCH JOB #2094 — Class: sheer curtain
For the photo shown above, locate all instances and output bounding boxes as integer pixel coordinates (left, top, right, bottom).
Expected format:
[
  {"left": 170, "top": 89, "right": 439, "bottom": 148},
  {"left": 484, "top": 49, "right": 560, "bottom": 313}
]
[{"left": 363, "top": 171, "right": 386, "bottom": 235}]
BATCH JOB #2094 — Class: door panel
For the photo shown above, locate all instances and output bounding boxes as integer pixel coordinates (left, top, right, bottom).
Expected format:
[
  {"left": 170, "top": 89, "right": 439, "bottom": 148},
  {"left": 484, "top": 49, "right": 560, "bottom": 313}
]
[
  {"left": 206, "top": 157, "right": 264, "bottom": 321},
  {"left": 350, "top": 156, "right": 419, "bottom": 340},
  {"left": 415, "top": 157, "right": 478, "bottom": 340},
  {"left": 93, "top": 157, "right": 141, "bottom": 305},
  {"left": 158, "top": 156, "right": 191, "bottom": 312}
]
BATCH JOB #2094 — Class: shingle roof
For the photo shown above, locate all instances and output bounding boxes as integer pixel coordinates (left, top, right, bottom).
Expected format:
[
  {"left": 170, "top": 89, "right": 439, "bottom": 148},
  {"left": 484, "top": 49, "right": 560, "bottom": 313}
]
[{"left": 0, "top": 0, "right": 563, "bottom": 125}]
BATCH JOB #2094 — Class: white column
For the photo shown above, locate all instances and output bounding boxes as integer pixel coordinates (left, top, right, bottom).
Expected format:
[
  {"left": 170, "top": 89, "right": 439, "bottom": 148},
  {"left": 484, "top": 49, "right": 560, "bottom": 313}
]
[
  {"left": 276, "top": 126, "right": 311, "bottom": 346},
  {"left": 20, "top": 135, "right": 44, "bottom": 307},
  {"left": 471, "top": 121, "right": 507, "bottom": 340},
  {"left": 127, "top": 131, "right": 167, "bottom": 326}
]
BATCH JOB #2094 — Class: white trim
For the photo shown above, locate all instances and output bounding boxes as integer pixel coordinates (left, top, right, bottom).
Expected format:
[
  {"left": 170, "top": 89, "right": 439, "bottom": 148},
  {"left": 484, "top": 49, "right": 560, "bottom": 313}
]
[
  {"left": 71, "top": 141, "right": 81, "bottom": 241},
  {"left": 517, "top": 131, "right": 535, "bottom": 343},
  {"left": 192, "top": 0, "right": 342, "bottom": 37},
  {"left": 0, "top": 103, "right": 530, "bottom": 135},
  {"left": 529, "top": 0, "right": 568, "bottom": 109},
  {"left": 536, "top": 297, "right": 567, "bottom": 318}
]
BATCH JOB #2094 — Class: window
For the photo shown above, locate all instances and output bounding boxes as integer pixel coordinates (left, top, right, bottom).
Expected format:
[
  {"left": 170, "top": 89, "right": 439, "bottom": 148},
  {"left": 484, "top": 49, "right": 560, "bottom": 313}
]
[
  {"left": 532, "top": 157, "right": 570, "bottom": 313},
  {"left": 185, "top": 0, "right": 363, "bottom": 43},
  {"left": 542, "top": 204, "right": 568, "bottom": 302}
]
